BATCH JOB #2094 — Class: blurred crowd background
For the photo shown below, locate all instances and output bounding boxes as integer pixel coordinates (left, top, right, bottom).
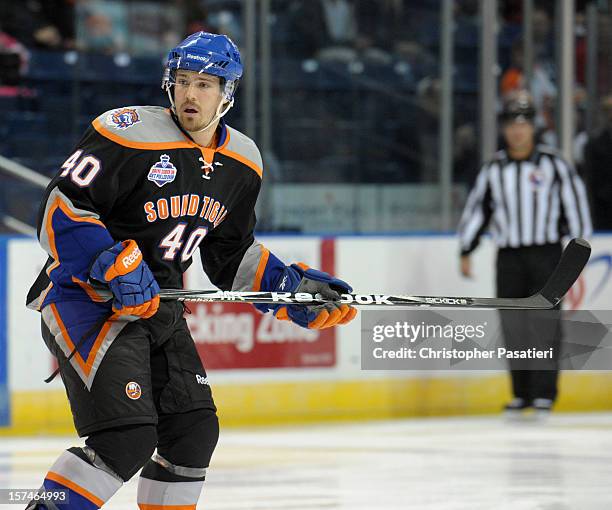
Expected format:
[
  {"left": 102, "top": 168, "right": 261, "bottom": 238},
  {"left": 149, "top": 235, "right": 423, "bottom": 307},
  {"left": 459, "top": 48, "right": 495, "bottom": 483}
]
[{"left": 0, "top": 0, "right": 610, "bottom": 234}]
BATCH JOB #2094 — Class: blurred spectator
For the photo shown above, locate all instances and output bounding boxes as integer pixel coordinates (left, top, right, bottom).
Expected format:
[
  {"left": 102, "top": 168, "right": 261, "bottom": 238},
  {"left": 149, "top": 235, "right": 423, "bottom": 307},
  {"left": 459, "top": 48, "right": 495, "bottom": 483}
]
[
  {"left": 584, "top": 95, "right": 612, "bottom": 230},
  {"left": 127, "top": 2, "right": 182, "bottom": 55},
  {"left": 453, "top": 123, "right": 478, "bottom": 184},
  {"left": 572, "top": 88, "right": 589, "bottom": 168},
  {"left": 287, "top": 0, "right": 387, "bottom": 62},
  {"left": 532, "top": 8, "right": 554, "bottom": 66},
  {"left": 597, "top": 13, "right": 611, "bottom": 92},
  {"left": 575, "top": 10, "right": 587, "bottom": 86},
  {"left": 320, "top": 0, "right": 358, "bottom": 46},
  {"left": 392, "top": 40, "right": 436, "bottom": 84},
  {"left": 500, "top": 7, "right": 557, "bottom": 129},
  {"left": 368, "top": 0, "right": 409, "bottom": 52},
  {"left": 415, "top": 77, "right": 440, "bottom": 182},
  {"left": 500, "top": 38, "right": 524, "bottom": 96},
  {"left": 76, "top": 0, "right": 127, "bottom": 54},
  {"left": 0, "top": 31, "right": 29, "bottom": 89},
  {"left": 0, "top": 0, "right": 74, "bottom": 49},
  {"left": 456, "top": 0, "right": 479, "bottom": 18},
  {"left": 76, "top": 1, "right": 183, "bottom": 56},
  {"left": 536, "top": 88, "right": 588, "bottom": 164},
  {"left": 205, "top": 0, "right": 242, "bottom": 46},
  {"left": 182, "top": 0, "right": 215, "bottom": 35},
  {"left": 500, "top": 37, "right": 556, "bottom": 133},
  {"left": 298, "top": 0, "right": 358, "bottom": 61},
  {"left": 501, "top": 0, "right": 522, "bottom": 24}
]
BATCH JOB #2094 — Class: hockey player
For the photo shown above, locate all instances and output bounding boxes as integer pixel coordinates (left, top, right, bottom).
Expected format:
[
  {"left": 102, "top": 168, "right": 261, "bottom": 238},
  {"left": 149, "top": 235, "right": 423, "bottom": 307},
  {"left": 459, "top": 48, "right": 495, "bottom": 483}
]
[{"left": 25, "top": 32, "right": 357, "bottom": 509}]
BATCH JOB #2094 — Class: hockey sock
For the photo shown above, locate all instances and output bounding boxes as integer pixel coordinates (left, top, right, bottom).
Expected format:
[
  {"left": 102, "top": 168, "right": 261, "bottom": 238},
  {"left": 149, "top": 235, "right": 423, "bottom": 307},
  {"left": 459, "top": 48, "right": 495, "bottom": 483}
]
[
  {"left": 36, "top": 448, "right": 123, "bottom": 509},
  {"left": 137, "top": 409, "right": 217, "bottom": 510},
  {"left": 137, "top": 455, "right": 207, "bottom": 510}
]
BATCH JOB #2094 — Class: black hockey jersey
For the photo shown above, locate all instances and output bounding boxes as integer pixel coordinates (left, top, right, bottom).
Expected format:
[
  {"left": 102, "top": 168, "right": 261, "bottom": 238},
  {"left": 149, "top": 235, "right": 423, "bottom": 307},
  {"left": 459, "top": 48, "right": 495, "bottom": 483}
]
[{"left": 27, "top": 106, "right": 278, "bottom": 311}]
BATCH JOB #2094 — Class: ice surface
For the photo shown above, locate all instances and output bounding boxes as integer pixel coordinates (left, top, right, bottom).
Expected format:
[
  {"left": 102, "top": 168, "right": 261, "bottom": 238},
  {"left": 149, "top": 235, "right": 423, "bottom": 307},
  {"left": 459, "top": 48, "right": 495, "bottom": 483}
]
[{"left": 2, "top": 413, "right": 612, "bottom": 509}]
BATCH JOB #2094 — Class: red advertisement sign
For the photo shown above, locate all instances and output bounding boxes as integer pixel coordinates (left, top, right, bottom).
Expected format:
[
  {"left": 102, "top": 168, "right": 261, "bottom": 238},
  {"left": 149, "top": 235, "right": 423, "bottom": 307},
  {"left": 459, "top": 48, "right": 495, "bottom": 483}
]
[{"left": 186, "top": 239, "right": 336, "bottom": 369}]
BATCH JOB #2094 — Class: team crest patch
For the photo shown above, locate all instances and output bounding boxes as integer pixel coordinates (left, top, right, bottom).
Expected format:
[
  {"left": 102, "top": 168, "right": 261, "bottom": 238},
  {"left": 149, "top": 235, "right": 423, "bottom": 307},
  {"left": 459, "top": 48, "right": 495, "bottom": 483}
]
[
  {"left": 107, "top": 108, "right": 140, "bottom": 129},
  {"left": 148, "top": 154, "right": 177, "bottom": 187},
  {"left": 125, "top": 381, "right": 142, "bottom": 400}
]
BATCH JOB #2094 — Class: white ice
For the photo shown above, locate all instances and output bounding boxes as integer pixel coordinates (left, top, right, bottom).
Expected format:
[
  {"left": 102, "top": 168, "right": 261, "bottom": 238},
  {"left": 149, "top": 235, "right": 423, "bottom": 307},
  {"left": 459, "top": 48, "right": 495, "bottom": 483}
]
[{"left": 2, "top": 413, "right": 612, "bottom": 509}]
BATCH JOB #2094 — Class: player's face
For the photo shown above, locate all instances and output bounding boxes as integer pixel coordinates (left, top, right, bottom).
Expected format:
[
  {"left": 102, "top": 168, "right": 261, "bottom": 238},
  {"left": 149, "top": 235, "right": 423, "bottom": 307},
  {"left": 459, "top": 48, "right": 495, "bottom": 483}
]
[
  {"left": 503, "top": 119, "right": 535, "bottom": 151},
  {"left": 174, "top": 70, "right": 224, "bottom": 132}
]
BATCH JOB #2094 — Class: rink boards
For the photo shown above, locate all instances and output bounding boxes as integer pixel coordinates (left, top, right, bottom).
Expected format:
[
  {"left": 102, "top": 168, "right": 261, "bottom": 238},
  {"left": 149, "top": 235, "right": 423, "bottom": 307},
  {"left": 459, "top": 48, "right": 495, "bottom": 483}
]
[{"left": 1, "top": 234, "right": 612, "bottom": 435}]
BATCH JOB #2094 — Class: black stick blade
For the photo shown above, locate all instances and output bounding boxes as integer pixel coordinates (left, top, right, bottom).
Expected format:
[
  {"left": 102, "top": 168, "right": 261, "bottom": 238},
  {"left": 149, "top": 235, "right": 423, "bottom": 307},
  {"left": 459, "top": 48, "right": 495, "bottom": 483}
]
[{"left": 538, "top": 238, "right": 591, "bottom": 307}]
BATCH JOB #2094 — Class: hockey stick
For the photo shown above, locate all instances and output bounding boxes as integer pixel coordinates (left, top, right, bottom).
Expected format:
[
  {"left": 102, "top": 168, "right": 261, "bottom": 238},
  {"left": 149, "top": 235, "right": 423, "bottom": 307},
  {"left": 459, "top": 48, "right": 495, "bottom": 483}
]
[{"left": 155, "top": 238, "right": 591, "bottom": 310}]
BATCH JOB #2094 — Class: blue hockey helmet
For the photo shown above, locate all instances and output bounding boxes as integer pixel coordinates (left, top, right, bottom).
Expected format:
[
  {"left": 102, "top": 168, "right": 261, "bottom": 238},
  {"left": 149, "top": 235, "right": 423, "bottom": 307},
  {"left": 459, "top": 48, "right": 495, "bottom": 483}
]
[{"left": 162, "top": 32, "right": 243, "bottom": 103}]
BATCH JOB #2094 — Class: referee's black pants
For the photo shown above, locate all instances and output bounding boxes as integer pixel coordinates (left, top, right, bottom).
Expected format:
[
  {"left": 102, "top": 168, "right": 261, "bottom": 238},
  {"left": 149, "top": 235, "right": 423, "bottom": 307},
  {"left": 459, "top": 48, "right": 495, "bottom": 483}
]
[{"left": 496, "top": 243, "right": 563, "bottom": 403}]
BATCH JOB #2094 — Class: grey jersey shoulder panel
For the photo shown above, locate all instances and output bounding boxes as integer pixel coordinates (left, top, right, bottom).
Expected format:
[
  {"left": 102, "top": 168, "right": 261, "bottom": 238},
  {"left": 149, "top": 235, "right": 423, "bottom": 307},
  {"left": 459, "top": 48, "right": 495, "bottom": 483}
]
[
  {"left": 224, "top": 126, "right": 263, "bottom": 171},
  {"left": 96, "top": 106, "right": 187, "bottom": 144},
  {"left": 231, "top": 240, "right": 266, "bottom": 291}
]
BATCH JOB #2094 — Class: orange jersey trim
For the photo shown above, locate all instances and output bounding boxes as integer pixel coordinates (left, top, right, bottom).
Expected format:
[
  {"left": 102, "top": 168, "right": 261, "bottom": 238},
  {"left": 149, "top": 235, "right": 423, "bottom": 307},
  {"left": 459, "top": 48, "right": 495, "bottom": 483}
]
[
  {"left": 43, "top": 195, "right": 108, "bottom": 308},
  {"left": 35, "top": 282, "right": 54, "bottom": 311},
  {"left": 49, "top": 303, "right": 114, "bottom": 377},
  {"left": 46, "top": 471, "right": 105, "bottom": 508},
  {"left": 53, "top": 196, "right": 106, "bottom": 228},
  {"left": 71, "top": 277, "right": 109, "bottom": 303},
  {"left": 218, "top": 147, "right": 263, "bottom": 179},
  {"left": 93, "top": 118, "right": 197, "bottom": 151},
  {"left": 41, "top": 197, "right": 75, "bottom": 308},
  {"left": 94, "top": 113, "right": 261, "bottom": 178},
  {"left": 94, "top": 116, "right": 232, "bottom": 152},
  {"left": 252, "top": 246, "right": 270, "bottom": 291},
  {"left": 44, "top": 201, "right": 61, "bottom": 292}
]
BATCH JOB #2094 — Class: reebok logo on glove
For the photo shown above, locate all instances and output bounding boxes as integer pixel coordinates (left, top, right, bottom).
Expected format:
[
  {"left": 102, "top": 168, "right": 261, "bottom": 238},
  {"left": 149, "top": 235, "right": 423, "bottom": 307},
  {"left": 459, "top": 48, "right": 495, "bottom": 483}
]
[
  {"left": 90, "top": 239, "right": 160, "bottom": 319},
  {"left": 122, "top": 246, "right": 142, "bottom": 269},
  {"left": 102, "top": 240, "right": 143, "bottom": 280}
]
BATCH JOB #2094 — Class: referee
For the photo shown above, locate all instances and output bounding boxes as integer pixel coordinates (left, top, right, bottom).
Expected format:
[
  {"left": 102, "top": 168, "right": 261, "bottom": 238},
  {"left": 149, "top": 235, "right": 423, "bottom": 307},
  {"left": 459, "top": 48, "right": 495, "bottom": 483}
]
[{"left": 458, "top": 90, "right": 592, "bottom": 414}]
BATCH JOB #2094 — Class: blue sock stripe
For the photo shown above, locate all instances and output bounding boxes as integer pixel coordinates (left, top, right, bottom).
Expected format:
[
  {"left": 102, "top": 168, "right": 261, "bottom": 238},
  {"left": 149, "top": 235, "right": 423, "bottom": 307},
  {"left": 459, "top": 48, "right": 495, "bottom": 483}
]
[{"left": 43, "top": 478, "right": 101, "bottom": 510}]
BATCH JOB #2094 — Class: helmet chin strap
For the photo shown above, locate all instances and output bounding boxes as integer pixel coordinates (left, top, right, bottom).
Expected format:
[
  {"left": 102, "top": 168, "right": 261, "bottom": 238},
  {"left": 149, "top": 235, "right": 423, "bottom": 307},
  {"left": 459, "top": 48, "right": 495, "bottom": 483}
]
[
  {"left": 191, "top": 98, "right": 234, "bottom": 133},
  {"left": 166, "top": 86, "right": 234, "bottom": 134}
]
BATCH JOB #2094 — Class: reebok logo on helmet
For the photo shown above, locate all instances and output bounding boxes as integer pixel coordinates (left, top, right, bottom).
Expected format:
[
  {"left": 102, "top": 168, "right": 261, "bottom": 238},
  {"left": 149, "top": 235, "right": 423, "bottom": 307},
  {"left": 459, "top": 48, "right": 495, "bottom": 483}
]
[{"left": 187, "top": 53, "right": 210, "bottom": 62}]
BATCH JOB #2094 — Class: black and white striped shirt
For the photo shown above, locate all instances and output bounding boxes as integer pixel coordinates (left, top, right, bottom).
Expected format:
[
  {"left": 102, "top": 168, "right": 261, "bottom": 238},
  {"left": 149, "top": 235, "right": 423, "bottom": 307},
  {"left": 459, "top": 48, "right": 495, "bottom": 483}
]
[{"left": 458, "top": 145, "right": 592, "bottom": 255}]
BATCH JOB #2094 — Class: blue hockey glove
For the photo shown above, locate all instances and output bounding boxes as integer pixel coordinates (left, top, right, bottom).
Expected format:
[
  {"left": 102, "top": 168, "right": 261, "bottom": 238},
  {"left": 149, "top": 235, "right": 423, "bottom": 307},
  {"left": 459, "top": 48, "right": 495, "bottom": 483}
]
[
  {"left": 259, "top": 263, "right": 357, "bottom": 329},
  {"left": 90, "top": 240, "right": 160, "bottom": 318}
]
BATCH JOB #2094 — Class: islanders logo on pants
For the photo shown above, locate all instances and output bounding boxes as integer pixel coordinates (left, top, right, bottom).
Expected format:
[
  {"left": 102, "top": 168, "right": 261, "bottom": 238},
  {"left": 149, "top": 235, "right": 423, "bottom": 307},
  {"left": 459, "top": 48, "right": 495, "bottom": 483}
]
[{"left": 125, "top": 381, "right": 142, "bottom": 400}]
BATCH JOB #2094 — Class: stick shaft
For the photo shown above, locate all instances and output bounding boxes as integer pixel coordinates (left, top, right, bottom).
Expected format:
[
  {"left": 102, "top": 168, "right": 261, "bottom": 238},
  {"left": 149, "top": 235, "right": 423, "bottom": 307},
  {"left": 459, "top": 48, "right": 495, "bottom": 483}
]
[
  {"left": 158, "top": 238, "right": 591, "bottom": 310},
  {"left": 92, "top": 238, "right": 591, "bottom": 310},
  {"left": 157, "top": 290, "right": 549, "bottom": 309}
]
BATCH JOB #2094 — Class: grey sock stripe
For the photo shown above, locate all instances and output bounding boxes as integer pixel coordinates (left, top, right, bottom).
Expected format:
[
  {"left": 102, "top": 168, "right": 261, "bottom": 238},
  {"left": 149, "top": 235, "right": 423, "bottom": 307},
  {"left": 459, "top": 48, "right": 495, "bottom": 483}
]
[
  {"left": 152, "top": 453, "right": 208, "bottom": 479},
  {"left": 82, "top": 446, "right": 124, "bottom": 482}
]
